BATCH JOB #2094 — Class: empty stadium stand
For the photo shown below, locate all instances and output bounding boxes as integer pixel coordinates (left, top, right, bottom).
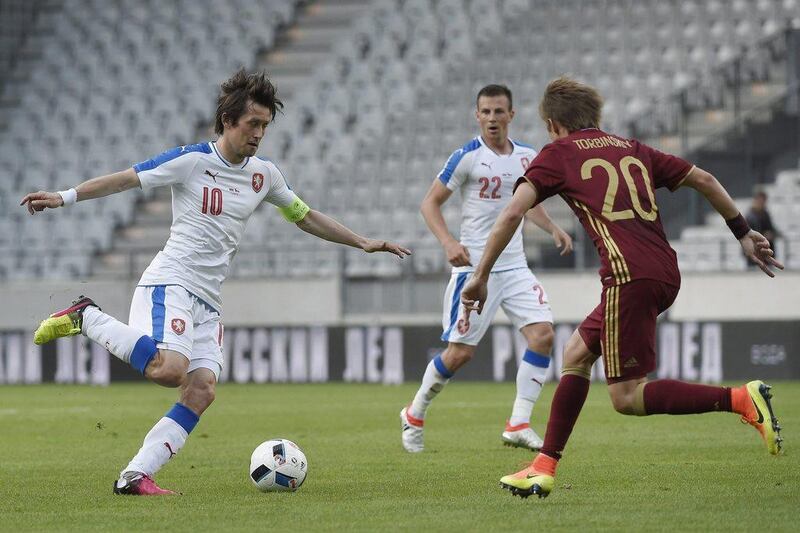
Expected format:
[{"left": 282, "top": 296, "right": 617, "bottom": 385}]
[
  {"left": 1, "top": 0, "right": 800, "bottom": 282},
  {"left": 0, "top": 0, "right": 302, "bottom": 279}
]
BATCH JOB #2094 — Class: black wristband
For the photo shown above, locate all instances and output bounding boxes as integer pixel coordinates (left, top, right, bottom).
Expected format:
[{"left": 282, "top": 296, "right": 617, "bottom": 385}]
[{"left": 725, "top": 213, "right": 750, "bottom": 240}]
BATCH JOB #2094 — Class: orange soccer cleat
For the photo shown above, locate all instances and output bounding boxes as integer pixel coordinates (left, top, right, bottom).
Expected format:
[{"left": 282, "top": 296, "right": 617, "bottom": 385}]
[{"left": 731, "top": 380, "right": 783, "bottom": 455}]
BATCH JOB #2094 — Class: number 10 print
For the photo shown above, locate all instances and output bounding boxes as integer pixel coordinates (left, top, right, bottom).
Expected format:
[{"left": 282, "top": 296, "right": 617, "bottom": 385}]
[{"left": 202, "top": 187, "right": 223, "bottom": 216}]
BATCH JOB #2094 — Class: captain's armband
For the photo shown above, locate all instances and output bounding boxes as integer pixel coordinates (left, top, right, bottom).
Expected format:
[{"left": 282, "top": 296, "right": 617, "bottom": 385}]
[{"left": 278, "top": 196, "right": 310, "bottom": 223}]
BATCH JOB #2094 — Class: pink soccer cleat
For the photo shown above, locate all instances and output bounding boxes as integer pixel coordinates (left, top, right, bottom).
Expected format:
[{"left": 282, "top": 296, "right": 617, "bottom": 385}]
[{"left": 113, "top": 473, "right": 178, "bottom": 496}]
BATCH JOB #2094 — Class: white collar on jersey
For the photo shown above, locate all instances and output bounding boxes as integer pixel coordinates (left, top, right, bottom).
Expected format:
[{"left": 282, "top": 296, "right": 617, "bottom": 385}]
[
  {"left": 478, "top": 136, "right": 518, "bottom": 156},
  {"left": 210, "top": 141, "right": 250, "bottom": 169}
]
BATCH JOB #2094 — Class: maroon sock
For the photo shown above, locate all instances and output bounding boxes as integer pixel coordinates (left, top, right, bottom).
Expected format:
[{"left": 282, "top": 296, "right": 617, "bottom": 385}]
[
  {"left": 540, "top": 374, "right": 590, "bottom": 460},
  {"left": 643, "top": 380, "right": 732, "bottom": 415}
]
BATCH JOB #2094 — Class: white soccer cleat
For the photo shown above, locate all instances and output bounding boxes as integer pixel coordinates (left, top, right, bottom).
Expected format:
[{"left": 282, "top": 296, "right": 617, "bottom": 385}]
[
  {"left": 400, "top": 406, "right": 425, "bottom": 453},
  {"left": 501, "top": 421, "right": 543, "bottom": 451}
]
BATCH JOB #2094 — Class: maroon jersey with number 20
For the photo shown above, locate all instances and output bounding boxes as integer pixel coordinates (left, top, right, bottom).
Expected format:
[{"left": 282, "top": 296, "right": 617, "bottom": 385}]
[{"left": 519, "top": 128, "right": 693, "bottom": 288}]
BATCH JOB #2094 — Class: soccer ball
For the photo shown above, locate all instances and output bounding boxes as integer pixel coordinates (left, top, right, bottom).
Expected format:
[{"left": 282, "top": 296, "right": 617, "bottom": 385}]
[{"left": 249, "top": 438, "right": 307, "bottom": 492}]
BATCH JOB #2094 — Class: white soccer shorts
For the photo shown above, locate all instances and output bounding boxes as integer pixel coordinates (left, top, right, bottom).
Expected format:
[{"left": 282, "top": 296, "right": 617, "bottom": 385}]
[
  {"left": 129, "top": 285, "right": 224, "bottom": 379},
  {"left": 441, "top": 268, "right": 553, "bottom": 346}
]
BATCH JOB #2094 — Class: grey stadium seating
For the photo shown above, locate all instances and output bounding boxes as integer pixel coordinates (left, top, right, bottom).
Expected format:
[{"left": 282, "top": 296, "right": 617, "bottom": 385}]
[
  {"left": 0, "top": 0, "right": 300, "bottom": 279},
  {"left": 1, "top": 0, "right": 799, "bottom": 280}
]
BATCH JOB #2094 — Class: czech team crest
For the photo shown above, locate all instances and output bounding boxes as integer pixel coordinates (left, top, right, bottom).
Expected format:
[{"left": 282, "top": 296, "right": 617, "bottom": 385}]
[
  {"left": 252, "top": 173, "right": 264, "bottom": 193},
  {"left": 171, "top": 318, "right": 186, "bottom": 335}
]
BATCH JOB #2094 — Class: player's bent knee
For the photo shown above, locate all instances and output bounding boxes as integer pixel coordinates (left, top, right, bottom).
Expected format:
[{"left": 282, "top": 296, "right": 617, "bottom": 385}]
[
  {"left": 522, "top": 322, "right": 555, "bottom": 351},
  {"left": 533, "top": 325, "right": 555, "bottom": 352},
  {"left": 145, "top": 350, "right": 189, "bottom": 388},
  {"left": 563, "top": 339, "right": 594, "bottom": 369},
  {"left": 443, "top": 344, "right": 474, "bottom": 370},
  {"left": 609, "top": 390, "right": 636, "bottom": 415},
  {"left": 564, "top": 348, "right": 593, "bottom": 368},
  {"left": 150, "top": 368, "right": 185, "bottom": 388}
]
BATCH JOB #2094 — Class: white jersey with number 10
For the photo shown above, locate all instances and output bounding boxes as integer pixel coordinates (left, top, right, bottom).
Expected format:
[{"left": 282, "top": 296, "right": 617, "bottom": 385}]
[
  {"left": 133, "top": 141, "right": 299, "bottom": 311},
  {"left": 437, "top": 136, "right": 537, "bottom": 273}
]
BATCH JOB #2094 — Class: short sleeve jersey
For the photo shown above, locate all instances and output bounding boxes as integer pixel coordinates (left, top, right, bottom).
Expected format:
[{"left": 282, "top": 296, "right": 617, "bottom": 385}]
[
  {"left": 437, "top": 137, "right": 537, "bottom": 273},
  {"left": 133, "top": 141, "right": 300, "bottom": 310},
  {"left": 519, "top": 129, "right": 693, "bottom": 287}
]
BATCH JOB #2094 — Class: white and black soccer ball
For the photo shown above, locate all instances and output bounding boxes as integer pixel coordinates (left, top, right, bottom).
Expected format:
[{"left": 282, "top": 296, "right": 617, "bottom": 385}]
[{"left": 249, "top": 438, "right": 307, "bottom": 492}]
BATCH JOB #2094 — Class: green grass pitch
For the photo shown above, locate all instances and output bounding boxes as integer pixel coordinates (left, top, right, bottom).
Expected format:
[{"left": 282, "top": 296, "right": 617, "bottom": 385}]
[{"left": 1, "top": 382, "right": 797, "bottom": 532}]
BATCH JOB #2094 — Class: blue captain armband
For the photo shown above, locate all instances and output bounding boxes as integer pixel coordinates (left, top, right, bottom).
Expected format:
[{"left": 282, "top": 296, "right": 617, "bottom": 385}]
[{"left": 278, "top": 196, "right": 310, "bottom": 223}]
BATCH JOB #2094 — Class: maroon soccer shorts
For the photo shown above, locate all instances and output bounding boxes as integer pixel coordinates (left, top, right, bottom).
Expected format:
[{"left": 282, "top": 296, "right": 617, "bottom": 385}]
[{"left": 578, "top": 279, "right": 680, "bottom": 384}]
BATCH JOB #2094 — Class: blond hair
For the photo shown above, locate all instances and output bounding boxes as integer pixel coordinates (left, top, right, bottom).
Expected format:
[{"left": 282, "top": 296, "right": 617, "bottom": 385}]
[{"left": 539, "top": 76, "right": 603, "bottom": 132}]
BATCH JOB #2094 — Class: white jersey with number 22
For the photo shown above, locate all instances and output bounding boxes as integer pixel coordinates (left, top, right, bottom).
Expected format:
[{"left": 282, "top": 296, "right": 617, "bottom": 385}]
[{"left": 436, "top": 136, "right": 537, "bottom": 273}]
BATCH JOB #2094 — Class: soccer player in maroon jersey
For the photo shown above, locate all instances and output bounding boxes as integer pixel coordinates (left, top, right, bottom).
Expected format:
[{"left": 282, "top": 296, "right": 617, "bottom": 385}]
[{"left": 460, "top": 77, "right": 785, "bottom": 499}]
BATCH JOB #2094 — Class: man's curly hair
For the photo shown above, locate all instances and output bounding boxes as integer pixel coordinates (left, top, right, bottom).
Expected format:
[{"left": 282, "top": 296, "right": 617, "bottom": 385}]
[{"left": 214, "top": 68, "right": 283, "bottom": 134}]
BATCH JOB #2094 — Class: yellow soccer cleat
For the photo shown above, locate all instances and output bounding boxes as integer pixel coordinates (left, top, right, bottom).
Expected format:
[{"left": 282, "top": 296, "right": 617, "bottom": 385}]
[
  {"left": 737, "top": 380, "right": 783, "bottom": 455},
  {"left": 499, "top": 464, "right": 555, "bottom": 499},
  {"left": 33, "top": 296, "right": 97, "bottom": 345}
]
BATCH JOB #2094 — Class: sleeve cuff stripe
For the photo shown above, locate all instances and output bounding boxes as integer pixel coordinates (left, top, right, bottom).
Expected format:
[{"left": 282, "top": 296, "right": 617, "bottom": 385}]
[{"left": 670, "top": 165, "right": 695, "bottom": 191}]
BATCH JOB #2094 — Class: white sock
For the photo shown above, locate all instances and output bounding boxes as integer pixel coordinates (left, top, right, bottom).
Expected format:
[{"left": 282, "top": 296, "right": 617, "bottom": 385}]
[
  {"left": 122, "top": 403, "right": 198, "bottom": 477},
  {"left": 509, "top": 349, "right": 550, "bottom": 427},
  {"left": 409, "top": 354, "right": 453, "bottom": 420},
  {"left": 82, "top": 306, "right": 156, "bottom": 372}
]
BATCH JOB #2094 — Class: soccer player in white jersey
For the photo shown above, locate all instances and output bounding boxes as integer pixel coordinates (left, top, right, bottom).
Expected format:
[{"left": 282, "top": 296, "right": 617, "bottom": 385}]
[
  {"left": 21, "top": 69, "right": 410, "bottom": 496},
  {"left": 400, "top": 85, "right": 572, "bottom": 452}
]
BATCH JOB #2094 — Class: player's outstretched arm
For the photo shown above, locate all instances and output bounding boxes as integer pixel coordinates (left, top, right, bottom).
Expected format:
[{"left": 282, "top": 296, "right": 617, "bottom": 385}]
[
  {"left": 524, "top": 204, "right": 573, "bottom": 256},
  {"left": 295, "top": 209, "right": 411, "bottom": 258},
  {"left": 20, "top": 168, "right": 141, "bottom": 214},
  {"left": 420, "top": 180, "right": 471, "bottom": 266},
  {"left": 681, "top": 167, "right": 784, "bottom": 277},
  {"left": 461, "top": 182, "right": 539, "bottom": 315}
]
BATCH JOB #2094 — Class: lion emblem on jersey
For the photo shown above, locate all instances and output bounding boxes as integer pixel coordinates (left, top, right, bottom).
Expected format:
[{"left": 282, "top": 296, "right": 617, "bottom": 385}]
[
  {"left": 252, "top": 173, "right": 264, "bottom": 193},
  {"left": 171, "top": 318, "right": 186, "bottom": 335}
]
